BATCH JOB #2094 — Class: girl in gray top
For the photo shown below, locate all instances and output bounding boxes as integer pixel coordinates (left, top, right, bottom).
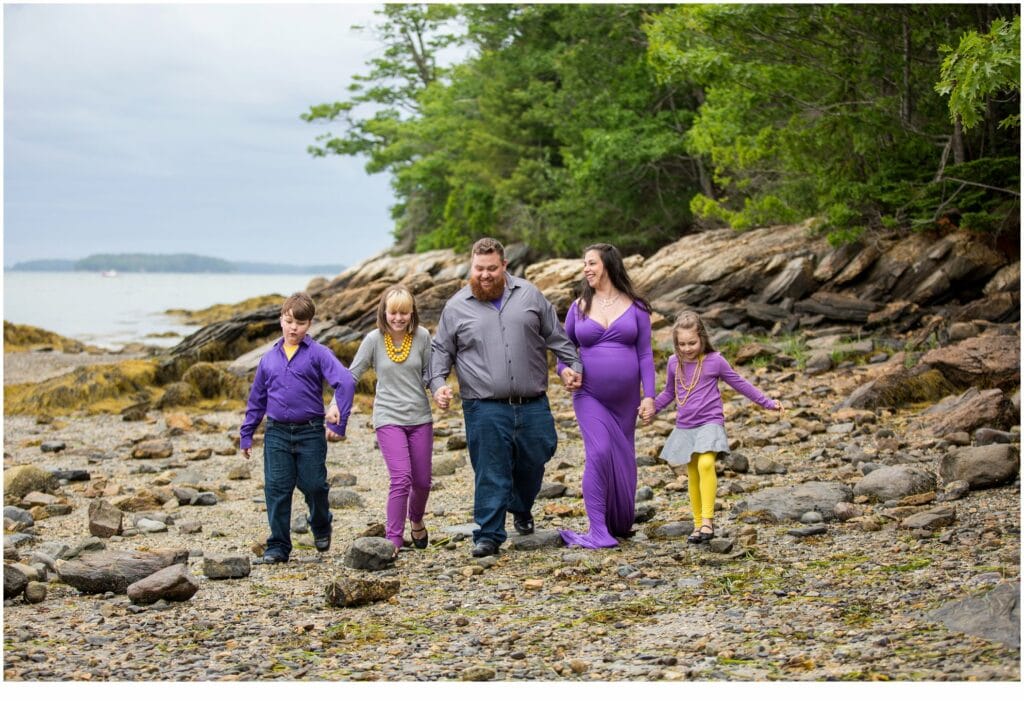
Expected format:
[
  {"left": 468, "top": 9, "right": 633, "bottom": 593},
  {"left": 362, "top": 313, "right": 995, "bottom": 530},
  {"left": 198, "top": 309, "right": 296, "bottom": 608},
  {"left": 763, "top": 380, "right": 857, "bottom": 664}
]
[{"left": 327, "top": 285, "right": 433, "bottom": 556}]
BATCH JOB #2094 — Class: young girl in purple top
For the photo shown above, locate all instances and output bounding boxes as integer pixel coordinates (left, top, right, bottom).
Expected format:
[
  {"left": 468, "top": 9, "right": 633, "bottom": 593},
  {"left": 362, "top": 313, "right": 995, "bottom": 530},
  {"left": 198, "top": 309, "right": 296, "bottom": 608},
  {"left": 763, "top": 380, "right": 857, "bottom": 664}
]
[{"left": 653, "top": 311, "right": 783, "bottom": 544}]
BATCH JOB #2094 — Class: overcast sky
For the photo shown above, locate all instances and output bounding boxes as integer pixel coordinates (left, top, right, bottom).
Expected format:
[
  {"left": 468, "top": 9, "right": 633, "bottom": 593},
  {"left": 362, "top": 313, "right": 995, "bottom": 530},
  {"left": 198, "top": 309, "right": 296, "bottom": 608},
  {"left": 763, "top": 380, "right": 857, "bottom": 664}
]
[{"left": 3, "top": 2, "right": 402, "bottom": 268}]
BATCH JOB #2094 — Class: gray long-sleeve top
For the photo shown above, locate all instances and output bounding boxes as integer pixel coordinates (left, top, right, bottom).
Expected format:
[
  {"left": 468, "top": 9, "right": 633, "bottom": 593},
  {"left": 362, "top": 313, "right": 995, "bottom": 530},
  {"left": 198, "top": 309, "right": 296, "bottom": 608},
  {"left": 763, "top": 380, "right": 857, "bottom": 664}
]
[
  {"left": 428, "top": 274, "right": 582, "bottom": 400},
  {"left": 336, "top": 327, "right": 434, "bottom": 429}
]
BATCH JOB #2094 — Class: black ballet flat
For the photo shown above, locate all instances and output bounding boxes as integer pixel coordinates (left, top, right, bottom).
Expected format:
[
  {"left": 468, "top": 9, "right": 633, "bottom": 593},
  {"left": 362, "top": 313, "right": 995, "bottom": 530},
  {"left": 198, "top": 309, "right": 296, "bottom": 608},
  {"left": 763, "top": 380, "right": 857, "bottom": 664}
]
[
  {"left": 697, "top": 525, "right": 715, "bottom": 543},
  {"left": 411, "top": 525, "right": 429, "bottom": 549},
  {"left": 687, "top": 530, "right": 703, "bottom": 545}
]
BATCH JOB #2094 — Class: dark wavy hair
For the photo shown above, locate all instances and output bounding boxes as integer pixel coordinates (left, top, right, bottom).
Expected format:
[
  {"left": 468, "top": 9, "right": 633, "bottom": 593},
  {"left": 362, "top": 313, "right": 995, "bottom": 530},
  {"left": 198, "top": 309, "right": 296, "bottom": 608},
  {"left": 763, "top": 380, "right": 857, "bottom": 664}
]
[{"left": 578, "top": 243, "right": 650, "bottom": 318}]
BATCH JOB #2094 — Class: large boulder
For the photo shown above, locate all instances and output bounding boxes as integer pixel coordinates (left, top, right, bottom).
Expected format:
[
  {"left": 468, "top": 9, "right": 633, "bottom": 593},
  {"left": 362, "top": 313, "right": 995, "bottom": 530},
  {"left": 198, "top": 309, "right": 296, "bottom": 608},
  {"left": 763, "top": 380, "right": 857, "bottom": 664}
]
[
  {"left": 343, "top": 537, "right": 396, "bottom": 571},
  {"left": 732, "top": 481, "right": 853, "bottom": 522},
  {"left": 55, "top": 548, "right": 189, "bottom": 594},
  {"left": 325, "top": 576, "right": 400, "bottom": 608},
  {"left": 925, "top": 388, "right": 1018, "bottom": 436},
  {"left": 938, "top": 444, "right": 1020, "bottom": 489},
  {"left": 4, "top": 465, "right": 59, "bottom": 502},
  {"left": 126, "top": 564, "right": 199, "bottom": 604},
  {"left": 921, "top": 334, "right": 1020, "bottom": 389},
  {"left": 837, "top": 365, "right": 957, "bottom": 410},
  {"left": 853, "top": 465, "right": 936, "bottom": 501},
  {"left": 928, "top": 582, "right": 1020, "bottom": 649}
]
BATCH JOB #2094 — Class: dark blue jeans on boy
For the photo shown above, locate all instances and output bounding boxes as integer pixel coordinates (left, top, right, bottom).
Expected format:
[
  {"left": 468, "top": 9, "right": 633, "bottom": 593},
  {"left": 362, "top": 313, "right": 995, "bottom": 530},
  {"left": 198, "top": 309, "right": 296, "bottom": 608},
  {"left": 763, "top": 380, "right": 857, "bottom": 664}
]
[{"left": 263, "top": 418, "right": 332, "bottom": 560}]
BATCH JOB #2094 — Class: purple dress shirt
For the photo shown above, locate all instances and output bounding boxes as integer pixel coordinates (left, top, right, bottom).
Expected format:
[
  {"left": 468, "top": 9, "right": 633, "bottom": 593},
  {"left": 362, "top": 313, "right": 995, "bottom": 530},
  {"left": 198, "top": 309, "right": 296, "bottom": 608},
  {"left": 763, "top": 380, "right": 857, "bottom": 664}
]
[
  {"left": 239, "top": 335, "right": 355, "bottom": 450},
  {"left": 654, "top": 352, "right": 775, "bottom": 428}
]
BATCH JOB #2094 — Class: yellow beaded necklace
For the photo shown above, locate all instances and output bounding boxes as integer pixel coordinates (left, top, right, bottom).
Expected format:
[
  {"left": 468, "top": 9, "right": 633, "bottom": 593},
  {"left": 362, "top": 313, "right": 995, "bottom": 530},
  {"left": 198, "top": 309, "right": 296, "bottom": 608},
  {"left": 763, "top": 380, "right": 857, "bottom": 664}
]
[
  {"left": 674, "top": 354, "right": 704, "bottom": 409},
  {"left": 383, "top": 331, "right": 413, "bottom": 363}
]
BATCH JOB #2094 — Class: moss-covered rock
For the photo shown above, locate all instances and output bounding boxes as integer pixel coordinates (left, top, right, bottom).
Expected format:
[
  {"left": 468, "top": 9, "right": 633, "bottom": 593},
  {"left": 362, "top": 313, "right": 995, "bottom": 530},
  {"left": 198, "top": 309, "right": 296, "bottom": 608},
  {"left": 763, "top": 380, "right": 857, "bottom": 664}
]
[
  {"left": 182, "top": 362, "right": 227, "bottom": 398},
  {"left": 156, "top": 382, "right": 200, "bottom": 409},
  {"left": 3, "top": 360, "right": 159, "bottom": 416},
  {"left": 3, "top": 321, "right": 93, "bottom": 353},
  {"left": 4, "top": 466, "right": 59, "bottom": 503},
  {"left": 165, "top": 294, "right": 286, "bottom": 326}
]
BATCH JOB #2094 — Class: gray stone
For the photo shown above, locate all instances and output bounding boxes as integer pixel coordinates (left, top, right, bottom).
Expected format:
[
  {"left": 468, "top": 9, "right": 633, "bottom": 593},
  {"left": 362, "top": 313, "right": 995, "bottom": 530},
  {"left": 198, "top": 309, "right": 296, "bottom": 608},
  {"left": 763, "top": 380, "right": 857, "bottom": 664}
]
[
  {"left": 87, "top": 499, "right": 124, "bottom": 538},
  {"left": 827, "top": 422, "right": 855, "bottom": 435},
  {"left": 536, "top": 482, "right": 567, "bottom": 499},
  {"left": 343, "top": 537, "right": 396, "bottom": 571},
  {"left": 191, "top": 492, "right": 218, "bottom": 506},
  {"left": 46, "top": 468, "right": 91, "bottom": 482},
  {"left": 126, "top": 563, "right": 199, "bottom": 604},
  {"left": 929, "top": 582, "right": 1020, "bottom": 649},
  {"left": 4, "top": 564, "right": 29, "bottom": 599},
  {"left": 203, "top": 554, "right": 251, "bottom": 579},
  {"left": 860, "top": 462, "right": 887, "bottom": 475},
  {"left": 40, "top": 440, "right": 66, "bottom": 453},
  {"left": 177, "top": 520, "right": 202, "bottom": 534},
  {"left": 329, "top": 488, "right": 364, "bottom": 509},
  {"left": 4, "top": 506, "right": 34, "bottom": 528},
  {"left": 328, "top": 472, "right": 358, "bottom": 487},
  {"left": 938, "top": 444, "right": 1019, "bottom": 489},
  {"left": 325, "top": 576, "right": 400, "bottom": 607},
  {"left": 832, "top": 502, "right": 863, "bottom": 521},
  {"left": 55, "top": 548, "right": 189, "bottom": 594},
  {"left": 635, "top": 486, "right": 655, "bottom": 502},
  {"left": 853, "top": 465, "right": 936, "bottom": 501},
  {"left": 749, "top": 455, "right": 787, "bottom": 475},
  {"left": 805, "top": 350, "right": 833, "bottom": 375},
  {"left": 173, "top": 487, "right": 199, "bottom": 505},
  {"left": 900, "top": 506, "right": 956, "bottom": 531},
  {"left": 507, "top": 530, "right": 563, "bottom": 551},
  {"left": 787, "top": 525, "right": 827, "bottom": 537},
  {"left": 654, "top": 522, "right": 692, "bottom": 538},
  {"left": 171, "top": 469, "right": 205, "bottom": 485},
  {"left": 431, "top": 455, "right": 464, "bottom": 477},
  {"left": 136, "top": 518, "right": 168, "bottom": 533},
  {"left": 734, "top": 481, "right": 853, "bottom": 522},
  {"left": 720, "top": 452, "right": 749, "bottom": 473},
  {"left": 800, "top": 511, "right": 824, "bottom": 524},
  {"left": 23, "top": 581, "right": 47, "bottom": 604},
  {"left": 937, "top": 480, "right": 970, "bottom": 503},
  {"left": 226, "top": 465, "right": 250, "bottom": 480},
  {"left": 65, "top": 537, "right": 106, "bottom": 559},
  {"left": 974, "top": 428, "right": 1016, "bottom": 445},
  {"left": 634, "top": 504, "right": 656, "bottom": 523},
  {"left": 707, "top": 537, "right": 735, "bottom": 553},
  {"left": 291, "top": 515, "right": 310, "bottom": 534}
]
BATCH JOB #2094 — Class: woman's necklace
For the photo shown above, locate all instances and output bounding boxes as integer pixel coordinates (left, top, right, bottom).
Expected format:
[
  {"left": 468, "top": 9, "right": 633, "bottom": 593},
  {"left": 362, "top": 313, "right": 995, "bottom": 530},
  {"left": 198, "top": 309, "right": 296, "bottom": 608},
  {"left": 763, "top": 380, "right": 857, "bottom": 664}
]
[
  {"left": 383, "top": 332, "right": 413, "bottom": 363},
  {"left": 596, "top": 292, "right": 620, "bottom": 309},
  {"left": 674, "top": 354, "right": 704, "bottom": 409}
]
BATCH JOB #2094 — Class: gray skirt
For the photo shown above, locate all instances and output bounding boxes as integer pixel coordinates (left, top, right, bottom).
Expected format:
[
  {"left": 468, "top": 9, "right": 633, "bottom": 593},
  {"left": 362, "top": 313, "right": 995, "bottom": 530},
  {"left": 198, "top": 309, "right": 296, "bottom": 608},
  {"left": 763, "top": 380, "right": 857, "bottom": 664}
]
[{"left": 659, "top": 423, "right": 730, "bottom": 466}]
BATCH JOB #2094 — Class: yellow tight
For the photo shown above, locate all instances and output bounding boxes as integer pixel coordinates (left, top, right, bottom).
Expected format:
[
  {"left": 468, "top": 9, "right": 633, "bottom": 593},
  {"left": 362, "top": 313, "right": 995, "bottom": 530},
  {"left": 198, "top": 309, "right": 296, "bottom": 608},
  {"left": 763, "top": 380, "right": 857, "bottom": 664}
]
[{"left": 687, "top": 452, "right": 717, "bottom": 529}]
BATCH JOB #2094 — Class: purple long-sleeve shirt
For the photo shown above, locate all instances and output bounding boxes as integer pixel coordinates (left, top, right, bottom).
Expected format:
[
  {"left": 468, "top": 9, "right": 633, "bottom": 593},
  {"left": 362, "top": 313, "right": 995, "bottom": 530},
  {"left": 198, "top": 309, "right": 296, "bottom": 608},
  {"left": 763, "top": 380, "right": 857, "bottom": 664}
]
[
  {"left": 654, "top": 352, "right": 775, "bottom": 428},
  {"left": 239, "top": 335, "right": 355, "bottom": 450}
]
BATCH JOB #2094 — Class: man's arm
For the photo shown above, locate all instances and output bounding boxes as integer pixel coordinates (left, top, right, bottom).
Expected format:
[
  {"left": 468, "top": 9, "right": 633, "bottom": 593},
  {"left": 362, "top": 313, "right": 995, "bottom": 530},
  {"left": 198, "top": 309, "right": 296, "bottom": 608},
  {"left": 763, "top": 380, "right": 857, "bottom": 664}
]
[{"left": 538, "top": 291, "right": 582, "bottom": 373}]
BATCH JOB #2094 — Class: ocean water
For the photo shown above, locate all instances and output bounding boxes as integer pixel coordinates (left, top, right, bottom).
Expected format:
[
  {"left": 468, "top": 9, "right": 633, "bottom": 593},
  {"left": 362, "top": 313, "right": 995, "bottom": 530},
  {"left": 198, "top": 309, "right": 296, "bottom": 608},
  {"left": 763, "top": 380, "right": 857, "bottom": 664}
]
[{"left": 3, "top": 271, "right": 320, "bottom": 350}]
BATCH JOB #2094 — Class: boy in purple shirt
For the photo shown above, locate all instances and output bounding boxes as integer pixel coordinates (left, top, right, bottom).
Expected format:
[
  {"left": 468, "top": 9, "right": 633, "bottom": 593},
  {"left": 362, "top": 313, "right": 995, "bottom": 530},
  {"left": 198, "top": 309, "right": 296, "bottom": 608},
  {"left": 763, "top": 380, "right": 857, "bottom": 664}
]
[{"left": 239, "top": 292, "right": 355, "bottom": 564}]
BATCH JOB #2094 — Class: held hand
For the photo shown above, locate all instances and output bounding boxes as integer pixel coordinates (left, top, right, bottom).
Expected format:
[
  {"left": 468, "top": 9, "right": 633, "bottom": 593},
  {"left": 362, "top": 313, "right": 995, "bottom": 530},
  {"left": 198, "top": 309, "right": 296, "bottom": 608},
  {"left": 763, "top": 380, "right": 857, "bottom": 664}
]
[
  {"left": 774, "top": 399, "right": 785, "bottom": 416},
  {"left": 325, "top": 405, "right": 340, "bottom": 425},
  {"left": 241, "top": 448, "right": 251, "bottom": 460},
  {"left": 560, "top": 368, "right": 583, "bottom": 392},
  {"left": 326, "top": 427, "right": 345, "bottom": 443},
  {"left": 434, "top": 386, "right": 453, "bottom": 410},
  {"left": 638, "top": 397, "right": 655, "bottom": 425}
]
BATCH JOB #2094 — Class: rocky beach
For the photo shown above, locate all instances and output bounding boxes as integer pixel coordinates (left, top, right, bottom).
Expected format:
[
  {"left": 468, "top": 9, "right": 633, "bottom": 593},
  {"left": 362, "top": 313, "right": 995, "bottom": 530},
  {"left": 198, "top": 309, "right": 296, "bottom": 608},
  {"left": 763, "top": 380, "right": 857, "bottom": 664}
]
[{"left": 3, "top": 222, "right": 1020, "bottom": 682}]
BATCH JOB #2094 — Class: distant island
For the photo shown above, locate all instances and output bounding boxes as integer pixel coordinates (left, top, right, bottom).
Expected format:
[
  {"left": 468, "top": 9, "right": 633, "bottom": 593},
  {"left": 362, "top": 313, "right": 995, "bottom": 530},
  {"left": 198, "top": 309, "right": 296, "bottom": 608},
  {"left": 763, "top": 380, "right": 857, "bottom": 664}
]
[{"left": 7, "top": 253, "right": 345, "bottom": 275}]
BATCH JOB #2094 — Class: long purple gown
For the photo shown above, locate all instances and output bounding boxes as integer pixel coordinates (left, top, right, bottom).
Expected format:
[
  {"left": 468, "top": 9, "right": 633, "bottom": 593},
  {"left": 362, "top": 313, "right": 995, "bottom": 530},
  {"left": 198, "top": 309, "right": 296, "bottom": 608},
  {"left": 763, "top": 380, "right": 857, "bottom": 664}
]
[{"left": 559, "top": 301, "right": 655, "bottom": 548}]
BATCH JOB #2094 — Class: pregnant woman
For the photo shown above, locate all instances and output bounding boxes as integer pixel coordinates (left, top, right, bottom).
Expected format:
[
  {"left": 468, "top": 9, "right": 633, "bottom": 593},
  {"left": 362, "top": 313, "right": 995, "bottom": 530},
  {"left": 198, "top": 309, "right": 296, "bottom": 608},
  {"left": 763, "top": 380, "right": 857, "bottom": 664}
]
[{"left": 558, "top": 243, "right": 655, "bottom": 548}]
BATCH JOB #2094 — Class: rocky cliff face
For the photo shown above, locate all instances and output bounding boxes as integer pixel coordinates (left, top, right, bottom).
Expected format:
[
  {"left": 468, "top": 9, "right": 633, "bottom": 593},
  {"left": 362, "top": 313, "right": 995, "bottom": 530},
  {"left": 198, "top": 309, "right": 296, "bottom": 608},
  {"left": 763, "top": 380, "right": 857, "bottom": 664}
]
[{"left": 163, "top": 221, "right": 1019, "bottom": 394}]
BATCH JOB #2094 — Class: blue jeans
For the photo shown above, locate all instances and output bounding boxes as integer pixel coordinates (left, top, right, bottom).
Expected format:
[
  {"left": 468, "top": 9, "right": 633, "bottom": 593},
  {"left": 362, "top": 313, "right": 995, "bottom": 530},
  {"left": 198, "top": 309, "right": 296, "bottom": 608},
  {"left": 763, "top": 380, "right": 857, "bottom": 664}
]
[
  {"left": 263, "top": 418, "right": 332, "bottom": 558},
  {"left": 462, "top": 396, "right": 558, "bottom": 545}
]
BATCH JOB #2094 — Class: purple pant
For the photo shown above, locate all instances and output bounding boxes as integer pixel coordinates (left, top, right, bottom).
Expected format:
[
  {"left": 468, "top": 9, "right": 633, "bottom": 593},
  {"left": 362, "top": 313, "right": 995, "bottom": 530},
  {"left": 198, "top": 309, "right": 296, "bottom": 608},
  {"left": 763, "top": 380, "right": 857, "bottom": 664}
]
[{"left": 376, "top": 422, "right": 433, "bottom": 549}]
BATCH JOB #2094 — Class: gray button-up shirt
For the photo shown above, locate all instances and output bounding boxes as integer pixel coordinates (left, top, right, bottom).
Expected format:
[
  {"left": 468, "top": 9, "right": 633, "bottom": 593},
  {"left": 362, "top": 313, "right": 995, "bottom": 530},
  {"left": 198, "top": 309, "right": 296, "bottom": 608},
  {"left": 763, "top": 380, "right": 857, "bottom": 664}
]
[{"left": 429, "top": 274, "right": 581, "bottom": 400}]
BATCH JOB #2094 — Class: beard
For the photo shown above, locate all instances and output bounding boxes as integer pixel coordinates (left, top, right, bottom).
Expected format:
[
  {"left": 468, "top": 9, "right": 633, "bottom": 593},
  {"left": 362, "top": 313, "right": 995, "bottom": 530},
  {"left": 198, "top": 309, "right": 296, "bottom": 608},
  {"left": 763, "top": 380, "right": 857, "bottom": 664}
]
[{"left": 470, "top": 273, "right": 506, "bottom": 302}]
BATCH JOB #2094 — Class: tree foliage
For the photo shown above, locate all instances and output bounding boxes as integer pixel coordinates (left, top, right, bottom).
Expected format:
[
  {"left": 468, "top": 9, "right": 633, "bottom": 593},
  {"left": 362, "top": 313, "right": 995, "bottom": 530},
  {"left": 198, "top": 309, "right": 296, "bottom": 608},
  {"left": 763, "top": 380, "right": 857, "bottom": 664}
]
[{"left": 307, "top": 3, "right": 1019, "bottom": 254}]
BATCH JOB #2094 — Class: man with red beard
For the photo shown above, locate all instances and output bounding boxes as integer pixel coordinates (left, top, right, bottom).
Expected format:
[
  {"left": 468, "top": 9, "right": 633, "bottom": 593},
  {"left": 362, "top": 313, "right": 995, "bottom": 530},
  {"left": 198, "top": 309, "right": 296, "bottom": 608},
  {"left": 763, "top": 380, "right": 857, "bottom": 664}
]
[{"left": 430, "top": 237, "right": 582, "bottom": 557}]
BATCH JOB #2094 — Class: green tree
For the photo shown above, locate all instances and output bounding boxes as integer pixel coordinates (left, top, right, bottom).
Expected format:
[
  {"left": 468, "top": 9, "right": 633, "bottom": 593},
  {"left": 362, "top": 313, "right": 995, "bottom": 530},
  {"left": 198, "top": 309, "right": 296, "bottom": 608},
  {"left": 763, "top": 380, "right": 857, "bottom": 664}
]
[{"left": 645, "top": 4, "right": 1019, "bottom": 242}]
